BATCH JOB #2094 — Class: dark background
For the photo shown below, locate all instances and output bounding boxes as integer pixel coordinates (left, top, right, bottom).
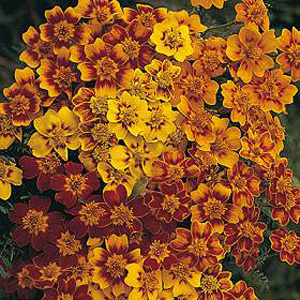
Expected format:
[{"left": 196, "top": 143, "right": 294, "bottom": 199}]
[{"left": 0, "top": 0, "right": 300, "bottom": 299}]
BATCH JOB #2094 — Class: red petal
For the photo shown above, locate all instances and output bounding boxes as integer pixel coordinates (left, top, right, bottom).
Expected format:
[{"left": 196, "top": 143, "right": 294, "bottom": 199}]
[{"left": 29, "top": 196, "right": 51, "bottom": 212}]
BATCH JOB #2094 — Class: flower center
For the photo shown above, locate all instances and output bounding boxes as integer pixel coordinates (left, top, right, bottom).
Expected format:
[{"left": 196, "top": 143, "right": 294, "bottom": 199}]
[
  {"left": 53, "top": 66, "right": 74, "bottom": 89},
  {"left": 149, "top": 240, "right": 170, "bottom": 262},
  {"left": 52, "top": 130, "right": 67, "bottom": 148},
  {"left": 203, "top": 51, "right": 221, "bottom": 72},
  {"left": 204, "top": 198, "right": 226, "bottom": 219},
  {"left": 79, "top": 202, "right": 106, "bottom": 226},
  {"left": 139, "top": 271, "right": 159, "bottom": 293},
  {"left": 164, "top": 28, "right": 183, "bottom": 49},
  {"left": 53, "top": 21, "right": 75, "bottom": 42},
  {"left": 167, "top": 165, "right": 184, "bottom": 181},
  {"left": 40, "top": 263, "right": 61, "bottom": 282},
  {"left": 91, "top": 123, "right": 112, "bottom": 142},
  {"left": 61, "top": 294, "right": 73, "bottom": 300},
  {"left": 172, "top": 262, "right": 191, "bottom": 280},
  {"left": 240, "top": 221, "right": 257, "bottom": 238},
  {"left": 277, "top": 176, "right": 292, "bottom": 193},
  {"left": 0, "top": 163, "right": 8, "bottom": 178},
  {"left": 57, "top": 231, "right": 82, "bottom": 256},
  {"left": 248, "top": 5, "right": 268, "bottom": 23},
  {"left": 200, "top": 275, "right": 220, "bottom": 294},
  {"left": 38, "top": 154, "right": 61, "bottom": 174},
  {"left": 281, "top": 235, "right": 298, "bottom": 252},
  {"left": 289, "top": 44, "right": 300, "bottom": 63},
  {"left": 138, "top": 13, "right": 155, "bottom": 28},
  {"left": 233, "top": 176, "right": 247, "bottom": 190},
  {"left": 22, "top": 209, "right": 49, "bottom": 235},
  {"left": 162, "top": 194, "right": 180, "bottom": 214},
  {"left": 37, "top": 40, "right": 52, "bottom": 55},
  {"left": 90, "top": 96, "right": 109, "bottom": 118},
  {"left": 285, "top": 192, "right": 296, "bottom": 210},
  {"left": 92, "top": 144, "right": 110, "bottom": 163},
  {"left": 96, "top": 57, "right": 119, "bottom": 80},
  {"left": 189, "top": 238, "right": 208, "bottom": 257},
  {"left": 9, "top": 95, "right": 31, "bottom": 116},
  {"left": 156, "top": 71, "right": 173, "bottom": 88},
  {"left": 110, "top": 203, "right": 135, "bottom": 226},
  {"left": 105, "top": 253, "right": 127, "bottom": 279},
  {"left": 17, "top": 268, "right": 34, "bottom": 289},
  {"left": 118, "top": 105, "right": 138, "bottom": 127},
  {"left": 210, "top": 137, "right": 229, "bottom": 154},
  {"left": 244, "top": 46, "right": 263, "bottom": 60},
  {"left": 65, "top": 174, "right": 87, "bottom": 194},
  {"left": 122, "top": 37, "right": 140, "bottom": 58},
  {"left": 0, "top": 115, "right": 15, "bottom": 135}
]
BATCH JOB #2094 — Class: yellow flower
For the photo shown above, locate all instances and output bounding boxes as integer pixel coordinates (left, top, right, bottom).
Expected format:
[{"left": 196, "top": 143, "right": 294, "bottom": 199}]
[
  {"left": 28, "top": 107, "right": 80, "bottom": 161},
  {"left": 150, "top": 17, "right": 193, "bottom": 62},
  {"left": 107, "top": 91, "right": 150, "bottom": 139},
  {"left": 0, "top": 158, "right": 22, "bottom": 200},
  {"left": 110, "top": 135, "right": 163, "bottom": 178},
  {"left": 0, "top": 115, "right": 22, "bottom": 150},
  {"left": 125, "top": 262, "right": 163, "bottom": 300}
]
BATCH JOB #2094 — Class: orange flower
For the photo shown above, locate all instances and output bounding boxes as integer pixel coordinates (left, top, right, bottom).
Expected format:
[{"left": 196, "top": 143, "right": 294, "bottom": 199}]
[
  {"left": 235, "top": 0, "right": 269, "bottom": 31},
  {"left": 193, "top": 37, "right": 227, "bottom": 77},
  {"left": 240, "top": 130, "right": 275, "bottom": 167},
  {"left": 244, "top": 69, "right": 298, "bottom": 113},
  {"left": 90, "top": 234, "right": 140, "bottom": 296},
  {"left": 77, "top": 38, "right": 133, "bottom": 95},
  {"left": 276, "top": 27, "right": 300, "bottom": 82},
  {"left": 37, "top": 47, "right": 77, "bottom": 99},
  {"left": 170, "top": 221, "right": 224, "bottom": 271},
  {"left": 227, "top": 161, "right": 260, "bottom": 207},
  {"left": 39, "top": 6, "right": 91, "bottom": 53},
  {"left": 1, "top": 68, "right": 41, "bottom": 126},
  {"left": 191, "top": 0, "right": 226, "bottom": 9},
  {"left": 270, "top": 228, "right": 300, "bottom": 265},
  {"left": 19, "top": 26, "right": 54, "bottom": 68},
  {"left": 103, "top": 20, "right": 154, "bottom": 68},
  {"left": 221, "top": 80, "right": 252, "bottom": 126},
  {"left": 197, "top": 264, "right": 233, "bottom": 300},
  {"left": 191, "top": 183, "right": 242, "bottom": 233},
  {"left": 177, "top": 95, "right": 215, "bottom": 146},
  {"left": 0, "top": 115, "right": 22, "bottom": 150},
  {"left": 145, "top": 59, "right": 181, "bottom": 102},
  {"left": 224, "top": 280, "right": 258, "bottom": 300},
  {"left": 175, "top": 62, "right": 219, "bottom": 106},
  {"left": 150, "top": 17, "right": 193, "bottom": 62},
  {"left": 226, "top": 27, "right": 276, "bottom": 83},
  {"left": 197, "top": 118, "right": 241, "bottom": 168}
]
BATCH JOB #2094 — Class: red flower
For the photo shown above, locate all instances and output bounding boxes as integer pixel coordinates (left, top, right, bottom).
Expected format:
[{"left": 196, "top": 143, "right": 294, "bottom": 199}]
[
  {"left": 19, "top": 154, "right": 63, "bottom": 192},
  {"left": 170, "top": 221, "right": 224, "bottom": 271},
  {"left": 50, "top": 162, "right": 100, "bottom": 208},
  {"left": 270, "top": 228, "right": 300, "bottom": 265},
  {"left": 103, "top": 20, "right": 154, "bottom": 68},
  {"left": 9, "top": 196, "right": 65, "bottom": 251},
  {"left": 224, "top": 280, "right": 258, "bottom": 300},
  {"left": 146, "top": 181, "right": 191, "bottom": 223},
  {"left": 224, "top": 206, "right": 267, "bottom": 253}
]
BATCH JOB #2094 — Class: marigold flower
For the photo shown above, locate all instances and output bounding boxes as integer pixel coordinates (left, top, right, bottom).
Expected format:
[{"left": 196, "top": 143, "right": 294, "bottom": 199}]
[
  {"left": 193, "top": 37, "right": 227, "bottom": 77},
  {"left": 224, "top": 280, "right": 258, "bottom": 300},
  {"left": 227, "top": 161, "right": 260, "bottom": 207},
  {"left": 197, "top": 117, "right": 241, "bottom": 168},
  {"left": 146, "top": 181, "right": 191, "bottom": 223},
  {"left": 224, "top": 206, "right": 267, "bottom": 252},
  {"left": 123, "top": 4, "right": 168, "bottom": 31},
  {"left": 0, "top": 115, "right": 22, "bottom": 150},
  {"left": 0, "top": 158, "right": 22, "bottom": 200},
  {"left": 152, "top": 149, "right": 199, "bottom": 183},
  {"left": 191, "top": 0, "right": 226, "bottom": 9},
  {"left": 270, "top": 228, "right": 300, "bottom": 265},
  {"left": 90, "top": 234, "right": 140, "bottom": 296},
  {"left": 19, "top": 26, "right": 54, "bottom": 68},
  {"left": 110, "top": 135, "right": 163, "bottom": 178},
  {"left": 244, "top": 69, "right": 298, "bottom": 113},
  {"left": 145, "top": 59, "right": 181, "bottom": 102},
  {"left": 276, "top": 27, "right": 300, "bottom": 82},
  {"left": 9, "top": 196, "right": 64, "bottom": 251},
  {"left": 235, "top": 0, "right": 269, "bottom": 32},
  {"left": 1, "top": 67, "right": 41, "bottom": 126},
  {"left": 226, "top": 27, "right": 276, "bottom": 83},
  {"left": 240, "top": 130, "right": 275, "bottom": 167},
  {"left": 50, "top": 162, "right": 100, "bottom": 208},
  {"left": 221, "top": 80, "right": 252, "bottom": 126},
  {"left": 28, "top": 106, "right": 80, "bottom": 161},
  {"left": 171, "top": 221, "right": 224, "bottom": 271},
  {"left": 150, "top": 17, "right": 193, "bottom": 62},
  {"left": 40, "top": 6, "right": 91, "bottom": 53},
  {"left": 197, "top": 264, "right": 233, "bottom": 300},
  {"left": 107, "top": 91, "right": 150, "bottom": 139},
  {"left": 191, "top": 183, "right": 242, "bottom": 234},
  {"left": 77, "top": 38, "right": 133, "bottom": 95},
  {"left": 125, "top": 262, "right": 163, "bottom": 300},
  {"left": 103, "top": 20, "right": 154, "bottom": 68}
]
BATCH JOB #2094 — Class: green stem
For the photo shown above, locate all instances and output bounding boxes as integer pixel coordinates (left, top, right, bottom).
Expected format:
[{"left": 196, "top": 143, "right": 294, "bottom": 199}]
[{"left": 204, "top": 20, "right": 236, "bottom": 34}]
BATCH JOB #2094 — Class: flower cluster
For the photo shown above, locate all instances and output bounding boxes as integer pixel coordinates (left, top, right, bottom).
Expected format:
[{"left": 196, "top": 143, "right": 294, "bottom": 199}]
[{"left": 0, "top": 0, "right": 299, "bottom": 299}]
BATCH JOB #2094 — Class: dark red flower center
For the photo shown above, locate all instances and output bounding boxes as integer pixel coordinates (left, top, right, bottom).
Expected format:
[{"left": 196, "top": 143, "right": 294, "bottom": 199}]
[
  {"left": 105, "top": 253, "right": 127, "bottom": 279},
  {"left": 22, "top": 209, "right": 49, "bottom": 235}
]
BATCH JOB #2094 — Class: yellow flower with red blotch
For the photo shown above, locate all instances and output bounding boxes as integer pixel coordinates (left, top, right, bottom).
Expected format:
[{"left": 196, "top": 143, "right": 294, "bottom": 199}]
[
  {"left": 226, "top": 27, "right": 276, "bottom": 83},
  {"left": 28, "top": 107, "right": 80, "bottom": 161},
  {"left": 191, "top": 0, "right": 226, "bottom": 9},
  {"left": 107, "top": 91, "right": 150, "bottom": 139},
  {"left": 0, "top": 115, "right": 22, "bottom": 150},
  {"left": 110, "top": 135, "right": 163, "bottom": 178},
  {"left": 277, "top": 27, "right": 300, "bottom": 82},
  {"left": 197, "top": 117, "right": 241, "bottom": 168},
  {"left": 235, "top": 0, "right": 269, "bottom": 32},
  {"left": 145, "top": 59, "right": 181, "bottom": 102},
  {"left": 0, "top": 158, "right": 22, "bottom": 200},
  {"left": 125, "top": 262, "right": 163, "bottom": 300},
  {"left": 150, "top": 17, "right": 193, "bottom": 62},
  {"left": 244, "top": 69, "right": 298, "bottom": 113}
]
